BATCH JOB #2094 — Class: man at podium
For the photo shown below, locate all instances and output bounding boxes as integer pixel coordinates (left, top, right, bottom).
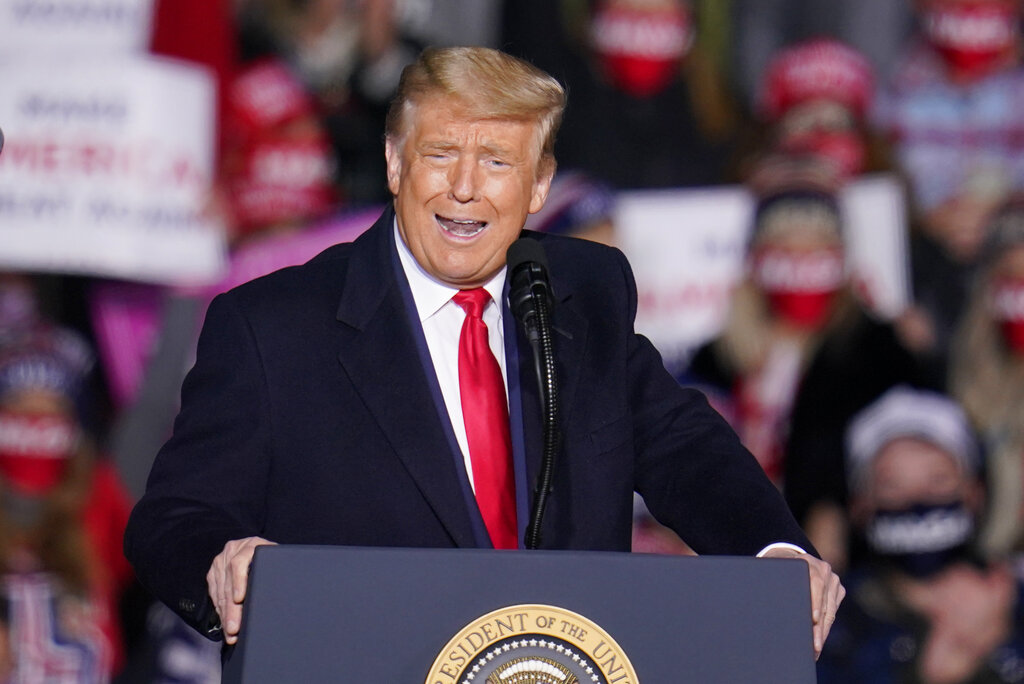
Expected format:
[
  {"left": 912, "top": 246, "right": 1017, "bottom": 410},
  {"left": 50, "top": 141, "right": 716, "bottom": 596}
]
[{"left": 124, "top": 46, "right": 843, "bottom": 658}]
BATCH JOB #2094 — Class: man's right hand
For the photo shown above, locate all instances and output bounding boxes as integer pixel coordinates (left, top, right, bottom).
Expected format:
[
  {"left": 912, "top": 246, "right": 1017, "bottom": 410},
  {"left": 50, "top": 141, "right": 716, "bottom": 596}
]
[{"left": 206, "top": 536, "right": 276, "bottom": 644}]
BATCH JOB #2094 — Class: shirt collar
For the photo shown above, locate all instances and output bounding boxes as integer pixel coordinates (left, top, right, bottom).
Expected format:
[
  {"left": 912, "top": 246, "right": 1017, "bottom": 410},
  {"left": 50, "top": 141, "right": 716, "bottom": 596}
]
[{"left": 394, "top": 219, "right": 506, "bottom": 322}]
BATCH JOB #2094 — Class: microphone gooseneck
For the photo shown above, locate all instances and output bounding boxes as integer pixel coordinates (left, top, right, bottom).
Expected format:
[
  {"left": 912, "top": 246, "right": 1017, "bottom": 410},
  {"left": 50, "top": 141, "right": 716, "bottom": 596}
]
[
  {"left": 507, "top": 238, "right": 561, "bottom": 550},
  {"left": 508, "top": 238, "right": 552, "bottom": 345}
]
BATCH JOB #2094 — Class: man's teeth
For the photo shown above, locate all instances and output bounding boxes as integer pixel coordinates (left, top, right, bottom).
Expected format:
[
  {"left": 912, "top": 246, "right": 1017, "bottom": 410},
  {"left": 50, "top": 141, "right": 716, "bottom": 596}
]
[{"left": 438, "top": 216, "right": 487, "bottom": 237}]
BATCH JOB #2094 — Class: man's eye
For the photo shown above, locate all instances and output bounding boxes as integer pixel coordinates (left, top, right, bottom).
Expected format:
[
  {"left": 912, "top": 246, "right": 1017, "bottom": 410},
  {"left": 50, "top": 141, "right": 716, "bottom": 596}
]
[{"left": 488, "top": 159, "right": 509, "bottom": 168}]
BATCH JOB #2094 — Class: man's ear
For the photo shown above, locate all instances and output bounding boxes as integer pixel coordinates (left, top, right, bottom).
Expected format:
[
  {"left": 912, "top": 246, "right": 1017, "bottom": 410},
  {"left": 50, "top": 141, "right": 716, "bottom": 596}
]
[
  {"left": 384, "top": 137, "right": 402, "bottom": 196},
  {"left": 529, "top": 157, "right": 556, "bottom": 215}
]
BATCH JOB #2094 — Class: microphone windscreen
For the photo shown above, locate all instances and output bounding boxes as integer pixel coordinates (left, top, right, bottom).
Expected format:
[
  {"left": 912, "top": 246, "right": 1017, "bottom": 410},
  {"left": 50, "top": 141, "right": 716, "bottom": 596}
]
[{"left": 506, "top": 237, "right": 548, "bottom": 272}]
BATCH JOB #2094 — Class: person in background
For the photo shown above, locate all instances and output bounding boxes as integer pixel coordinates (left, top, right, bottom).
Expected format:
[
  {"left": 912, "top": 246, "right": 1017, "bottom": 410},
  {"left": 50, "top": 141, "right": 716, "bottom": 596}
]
[
  {"left": 753, "top": 37, "right": 885, "bottom": 181},
  {"left": 0, "top": 329, "right": 133, "bottom": 682},
  {"left": 683, "top": 156, "right": 932, "bottom": 572},
  {"left": 505, "top": 0, "right": 739, "bottom": 190},
  {"left": 220, "top": 55, "right": 339, "bottom": 245},
  {"left": 951, "top": 196, "right": 1024, "bottom": 557},
  {"left": 235, "top": 0, "right": 421, "bottom": 205},
  {"left": 874, "top": 0, "right": 1024, "bottom": 375},
  {"left": 817, "top": 386, "right": 1024, "bottom": 684},
  {"left": 685, "top": 158, "right": 850, "bottom": 485}
]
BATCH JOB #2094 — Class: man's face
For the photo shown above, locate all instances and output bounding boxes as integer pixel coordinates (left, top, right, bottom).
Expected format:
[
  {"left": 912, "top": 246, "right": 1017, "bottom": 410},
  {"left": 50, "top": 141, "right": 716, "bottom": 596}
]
[{"left": 385, "top": 95, "right": 554, "bottom": 288}]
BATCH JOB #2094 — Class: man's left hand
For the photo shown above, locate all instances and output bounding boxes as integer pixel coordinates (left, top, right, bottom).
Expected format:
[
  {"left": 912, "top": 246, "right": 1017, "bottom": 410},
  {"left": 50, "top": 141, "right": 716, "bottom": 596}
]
[{"left": 760, "top": 547, "right": 845, "bottom": 659}]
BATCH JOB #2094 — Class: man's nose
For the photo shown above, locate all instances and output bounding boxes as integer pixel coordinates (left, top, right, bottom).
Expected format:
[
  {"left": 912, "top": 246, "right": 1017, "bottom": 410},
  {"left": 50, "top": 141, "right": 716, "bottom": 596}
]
[{"left": 449, "top": 156, "right": 481, "bottom": 203}]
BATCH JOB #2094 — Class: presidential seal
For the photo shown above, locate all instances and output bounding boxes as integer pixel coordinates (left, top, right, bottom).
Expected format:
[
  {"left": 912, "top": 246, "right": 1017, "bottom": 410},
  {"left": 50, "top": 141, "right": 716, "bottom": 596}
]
[{"left": 425, "top": 604, "right": 638, "bottom": 684}]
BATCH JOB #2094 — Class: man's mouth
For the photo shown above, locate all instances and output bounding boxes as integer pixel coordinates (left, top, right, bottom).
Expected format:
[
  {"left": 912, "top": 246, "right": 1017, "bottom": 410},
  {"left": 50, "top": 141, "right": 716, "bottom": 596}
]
[{"left": 437, "top": 215, "right": 488, "bottom": 238}]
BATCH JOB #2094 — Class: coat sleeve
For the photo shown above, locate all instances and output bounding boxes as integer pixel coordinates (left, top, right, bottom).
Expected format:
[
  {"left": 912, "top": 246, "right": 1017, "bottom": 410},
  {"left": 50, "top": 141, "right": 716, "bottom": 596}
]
[
  {"left": 123, "top": 290, "right": 272, "bottom": 638},
  {"left": 611, "top": 249, "right": 814, "bottom": 556}
]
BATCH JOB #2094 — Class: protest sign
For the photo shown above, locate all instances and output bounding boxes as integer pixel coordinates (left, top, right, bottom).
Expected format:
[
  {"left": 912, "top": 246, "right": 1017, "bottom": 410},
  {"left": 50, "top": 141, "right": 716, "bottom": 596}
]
[
  {"left": 0, "top": 56, "right": 226, "bottom": 284},
  {"left": 0, "top": 0, "right": 153, "bottom": 58}
]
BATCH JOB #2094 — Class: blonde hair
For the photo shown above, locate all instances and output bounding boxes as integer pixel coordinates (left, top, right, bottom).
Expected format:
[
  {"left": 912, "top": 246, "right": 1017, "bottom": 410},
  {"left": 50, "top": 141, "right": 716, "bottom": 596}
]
[
  {"left": 385, "top": 46, "right": 566, "bottom": 162},
  {"left": 952, "top": 276, "right": 1024, "bottom": 434},
  {"left": 951, "top": 267, "right": 1024, "bottom": 554}
]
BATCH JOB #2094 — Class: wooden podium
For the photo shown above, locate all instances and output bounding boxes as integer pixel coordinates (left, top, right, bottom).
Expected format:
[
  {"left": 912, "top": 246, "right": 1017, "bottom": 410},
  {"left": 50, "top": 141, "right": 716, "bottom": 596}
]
[{"left": 222, "top": 546, "right": 816, "bottom": 683}]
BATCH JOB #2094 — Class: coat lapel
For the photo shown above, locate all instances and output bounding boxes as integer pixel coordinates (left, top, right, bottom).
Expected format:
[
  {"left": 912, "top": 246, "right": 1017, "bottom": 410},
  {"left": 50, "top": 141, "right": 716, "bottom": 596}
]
[{"left": 334, "top": 209, "right": 479, "bottom": 547}]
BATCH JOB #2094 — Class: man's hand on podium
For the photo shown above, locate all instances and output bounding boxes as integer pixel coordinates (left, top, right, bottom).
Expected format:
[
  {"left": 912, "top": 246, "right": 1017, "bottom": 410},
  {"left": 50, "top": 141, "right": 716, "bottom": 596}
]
[
  {"left": 207, "top": 536, "right": 277, "bottom": 645},
  {"left": 760, "top": 546, "right": 845, "bottom": 660}
]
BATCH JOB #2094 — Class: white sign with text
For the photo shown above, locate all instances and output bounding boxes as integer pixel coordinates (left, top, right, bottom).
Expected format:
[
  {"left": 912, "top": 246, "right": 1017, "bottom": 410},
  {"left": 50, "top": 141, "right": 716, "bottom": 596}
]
[
  {"left": 0, "top": 56, "right": 226, "bottom": 285},
  {"left": 0, "top": 0, "right": 153, "bottom": 59},
  {"left": 617, "top": 186, "right": 754, "bottom": 372}
]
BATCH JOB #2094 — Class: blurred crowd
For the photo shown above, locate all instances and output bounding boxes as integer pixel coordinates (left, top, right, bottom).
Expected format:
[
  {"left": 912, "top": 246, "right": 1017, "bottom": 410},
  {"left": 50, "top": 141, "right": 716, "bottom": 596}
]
[{"left": 4, "top": 0, "right": 1024, "bottom": 681}]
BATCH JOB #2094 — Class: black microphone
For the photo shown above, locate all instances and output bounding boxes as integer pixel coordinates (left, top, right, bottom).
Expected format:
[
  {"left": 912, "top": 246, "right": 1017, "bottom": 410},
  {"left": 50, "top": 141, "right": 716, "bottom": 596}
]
[
  {"left": 506, "top": 237, "right": 560, "bottom": 550},
  {"left": 0, "top": 127, "right": 4, "bottom": 155},
  {"left": 507, "top": 237, "right": 553, "bottom": 343}
]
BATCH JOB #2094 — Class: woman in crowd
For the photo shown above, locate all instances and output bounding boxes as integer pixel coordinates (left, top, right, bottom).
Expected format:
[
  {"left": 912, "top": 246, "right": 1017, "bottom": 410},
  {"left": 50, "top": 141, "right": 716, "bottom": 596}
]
[
  {"left": 0, "top": 329, "right": 133, "bottom": 682},
  {"left": 951, "top": 197, "right": 1024, "bottom": 557}
]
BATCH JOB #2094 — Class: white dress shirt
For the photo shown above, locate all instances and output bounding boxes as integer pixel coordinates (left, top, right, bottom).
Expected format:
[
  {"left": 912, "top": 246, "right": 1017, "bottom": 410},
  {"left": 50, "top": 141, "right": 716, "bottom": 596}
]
[{"left": 394, "top": 223, "right": 507, "bottom": 493}]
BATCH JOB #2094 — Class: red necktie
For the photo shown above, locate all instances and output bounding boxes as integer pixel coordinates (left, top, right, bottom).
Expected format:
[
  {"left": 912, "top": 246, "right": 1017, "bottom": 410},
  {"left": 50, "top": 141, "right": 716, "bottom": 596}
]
[{"left": 453, "top": 288, "right": 518, "bottom": 549}]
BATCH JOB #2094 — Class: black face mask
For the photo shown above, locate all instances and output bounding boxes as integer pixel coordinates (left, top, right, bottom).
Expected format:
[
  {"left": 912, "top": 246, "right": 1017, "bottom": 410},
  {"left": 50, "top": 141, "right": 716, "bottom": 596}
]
[{"left": 865, "top": 500, "right": 974, "bottom": 578}]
